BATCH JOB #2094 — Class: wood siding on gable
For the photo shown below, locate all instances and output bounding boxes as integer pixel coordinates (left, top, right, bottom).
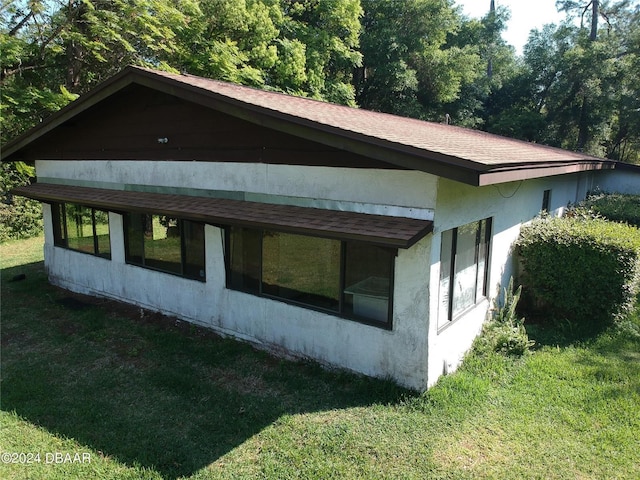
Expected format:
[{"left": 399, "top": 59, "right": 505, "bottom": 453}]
[{"left": 19, "top": 85, "right": 396, "bottom": 168}]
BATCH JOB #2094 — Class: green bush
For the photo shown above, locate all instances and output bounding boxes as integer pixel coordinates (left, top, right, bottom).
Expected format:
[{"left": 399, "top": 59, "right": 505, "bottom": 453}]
[
  {"left": 516, "top": 216, "right": 640, "bottom": 333},
  {"left": 0, "top": 162, "right": 43, "bottom": 242},
  {"left": 579, "top": 192, "right": 640, "bottom": 227},
  {"left": 475, "top": 277, "right": 533, "bottom": 357}
]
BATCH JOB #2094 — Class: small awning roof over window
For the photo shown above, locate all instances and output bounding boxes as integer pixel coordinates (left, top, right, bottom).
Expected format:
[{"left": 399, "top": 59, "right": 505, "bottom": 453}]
[{"left": 12, "top": 183, "right": 433, "bottom": 248}]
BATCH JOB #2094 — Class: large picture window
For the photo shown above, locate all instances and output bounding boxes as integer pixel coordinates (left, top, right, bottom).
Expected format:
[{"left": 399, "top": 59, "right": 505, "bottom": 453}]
[
  {"left": 52, "top": 202, "right": 111, "bottom": 258},
  {"left": 227, "top": 227, "right": 395, "bottom": 327},
  {"left": 124, "top": 213, "right": 205, "bottom": 281},
  {"left": 438, "top": 218, "right": 492, "bottom": 327},
  {"left": 262, "top": 232, "right": 342, "bottom": 311}
]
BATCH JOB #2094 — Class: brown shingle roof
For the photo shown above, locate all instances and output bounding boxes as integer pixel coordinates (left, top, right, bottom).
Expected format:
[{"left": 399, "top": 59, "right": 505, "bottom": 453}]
[
  {"left": 147, "top": 67, "right": 599, "bottom": 166},
  {"left": 12, "top": 183, "right": 432, "bottom": 248},
  {"left": 2, "top": 65, "right": 618, "bottom": 185}
]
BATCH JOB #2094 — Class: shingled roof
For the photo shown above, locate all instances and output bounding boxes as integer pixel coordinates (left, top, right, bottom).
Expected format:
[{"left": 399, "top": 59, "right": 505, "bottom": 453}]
[
  {"left": 1, "top": 66, "right": 617, "bottom": 186},
  {"left": 12, "top": 183, "right": 432, "bottom": 248}
]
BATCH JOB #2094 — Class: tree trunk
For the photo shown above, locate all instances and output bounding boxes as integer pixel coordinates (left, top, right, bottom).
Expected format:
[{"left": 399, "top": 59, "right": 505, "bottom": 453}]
[
  {"left": 66, "top": 42, "right": 83, "bottom": 90},
  {"left": 590, "top": 0, "right": 599, "bottom": 41},
  {"left": 577, "top": 94, "right": 590, "bottom": 151},
  {"left": 65, "top": 0, "right": 86, "bottom": 91},
  {"left": 487, "top": 0, "right": 495, "bottom": 78},
  {"left": 578, "top": 1, "right": 598, "bottom": 150}
]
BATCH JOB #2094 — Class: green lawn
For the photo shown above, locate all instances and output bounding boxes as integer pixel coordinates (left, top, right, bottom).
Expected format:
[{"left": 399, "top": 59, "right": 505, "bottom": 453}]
[{"left": 1, "top": 237, "right": 639, "bottom": 479}]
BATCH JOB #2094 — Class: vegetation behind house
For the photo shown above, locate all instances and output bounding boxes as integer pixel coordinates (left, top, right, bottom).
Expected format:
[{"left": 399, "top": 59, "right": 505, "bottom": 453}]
[
  {"left": 579, "top": 192, "right": 640, "bottom": 227},
  {"left": 0, "top": 162, "right": 42, "bottom": 242}
]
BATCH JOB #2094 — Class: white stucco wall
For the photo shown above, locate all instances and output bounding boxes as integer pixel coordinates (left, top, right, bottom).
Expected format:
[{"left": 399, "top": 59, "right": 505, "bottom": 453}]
[
  {"left": 43, "top": 211, "right": 433, "bottom": 390},
  {"left": 425, "top": 172, "right": 593, "bottom": 386},
  {"left": 36, "top": 158, "right": 601, "bottom": 390},
  {"left": 592, "top": 169, "right": 640, "bottom": 195},
  {"left": 36, "top": 160, "right": 437, "bottom": 219},
  {"left": 39, "top": 161, "right": 437, "bottom": 390},
  {"left": 214, "top": 234, "right": 432, "bottom": 388}
]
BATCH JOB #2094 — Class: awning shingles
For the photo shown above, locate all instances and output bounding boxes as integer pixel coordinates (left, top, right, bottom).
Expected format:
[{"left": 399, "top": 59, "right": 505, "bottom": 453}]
[{"left": 11, "top": 183, "right": 432, "bottom": 248}]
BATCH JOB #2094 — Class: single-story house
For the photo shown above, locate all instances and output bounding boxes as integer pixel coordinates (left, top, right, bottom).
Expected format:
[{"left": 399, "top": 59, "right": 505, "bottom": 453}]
[{"left": 3, "top": 66, "right": 638, "bottom": 391}]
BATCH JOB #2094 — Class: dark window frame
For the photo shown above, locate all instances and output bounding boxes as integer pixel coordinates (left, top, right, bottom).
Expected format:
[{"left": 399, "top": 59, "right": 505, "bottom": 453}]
[
  {"left": 439, "top": 218, "right": 492, "bottom": 328},
  {"left": 542, "top": 189, "right": 552, "bottom": 212},
  {"left": 124, "top": 212, "right": 206, "bottom": 282},
  {"left": 225, "top": 227, "right": 396, "bottom": 329},
  {"left": 51, "top": 202, "right": 111, "bottom": 259}
]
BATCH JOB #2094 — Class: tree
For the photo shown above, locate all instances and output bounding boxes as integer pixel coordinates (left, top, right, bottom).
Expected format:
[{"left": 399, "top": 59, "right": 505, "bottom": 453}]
[
  {"left": 171, "top": 0, "right": 283, "bottom": 88},
  {"left": 2, "top": 1, "right": 68, "bottom": 143},
  {"left": 0, "top": 161, "right": 43, "bottom": 242},
  {"left": 1, "top": 0, "right": 189, "bottom": 143},
  {"left": 549, "top": 1, "right": 639, "bottom": 159},
  {"left": 278, "top": 0, "right": 362, "bottom": 105},
  {"left": 601, "top": 1, "right": 640, "bottom": 162},
  {"left": 449, "top": 3, "right": 518, "bottom": 128},
  {"left": 172, "top": 0, "right": 362, "bottom": 105},
  {"left": 485, "top": 1, "right": 639, "bottom": 163},
  {"left": 556, "top": 0, "right": 604, "bottom": 40},
  {"left": 355, "top": 0, "right": 481, "bottom": 121}
]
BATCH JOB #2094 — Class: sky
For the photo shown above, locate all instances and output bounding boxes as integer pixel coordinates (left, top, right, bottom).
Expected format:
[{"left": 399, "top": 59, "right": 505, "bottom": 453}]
[{"left": 456, "top": 0, "right": 565, "bottom": 54}]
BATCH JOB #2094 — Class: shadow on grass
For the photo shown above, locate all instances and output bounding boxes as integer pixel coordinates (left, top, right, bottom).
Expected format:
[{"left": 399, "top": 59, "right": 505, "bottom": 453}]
[
  {"left": 1, "top": 262, "right": 411, "bottom": 479},
  {"left": 524, "top": 294, "right": 640, "bottom": 349},
  {"left": 522, "top": 293, "right": 640, "bottom": 403}
]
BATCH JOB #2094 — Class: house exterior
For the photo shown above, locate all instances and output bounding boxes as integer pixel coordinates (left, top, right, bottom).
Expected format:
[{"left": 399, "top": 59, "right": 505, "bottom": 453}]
[
  {"left": 3, "top": 66, "right": 633, "bottom": 391},
  {"left": 592, "top": 162, "right": 640, "bottom": 195}
]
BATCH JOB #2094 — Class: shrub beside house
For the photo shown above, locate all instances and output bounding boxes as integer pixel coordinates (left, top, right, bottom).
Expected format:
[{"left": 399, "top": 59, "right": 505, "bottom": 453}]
[{"left": 517, "top": 198, "right": 640, "bottom": 334}]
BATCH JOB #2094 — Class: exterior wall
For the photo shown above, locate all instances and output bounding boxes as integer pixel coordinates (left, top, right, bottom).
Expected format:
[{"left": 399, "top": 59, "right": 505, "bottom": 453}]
[
  {"left": 36, "top": 158, "right": 606, "bottom": 390},
  {"left": 216, "top": 234, "right": 432, "bottom": 389},
  {"left": 36, "top": 160, "right": 436, "bottom": 220},
  {"left": 592, "top": 169, "right": 640, "bottom": 195},
  {"left": 426, "top": 172, "right": 593, "bottom": 386},
  {"left": 38, "top": 160, "right": 437, "bottom": 390}
]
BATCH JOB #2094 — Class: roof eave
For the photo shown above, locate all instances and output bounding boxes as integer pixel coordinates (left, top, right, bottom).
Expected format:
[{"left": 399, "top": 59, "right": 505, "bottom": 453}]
[
  {"left": 477, "top": 160, "right": 617, "bottom": 186},
  {"left": 11, "top": 182, "right": 433, "bottom": 248}
]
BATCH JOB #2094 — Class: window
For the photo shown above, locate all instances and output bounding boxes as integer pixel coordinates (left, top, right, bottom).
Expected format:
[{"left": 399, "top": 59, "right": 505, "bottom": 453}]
[
  {"left": 438, "top": 218, "right": 492, "bottom": 327},
  {"left": 262, "top": 232, "right": 341, "bottom": 311},
  {"left": 124, "top": 213, "right": 205, "bottom": 281},
  {"left": 343, "top": 242, "right": 393, "bottom": 323},
  {"left": 52, "top": 202, "right": 111, "bottom": 258},
  {"left": 227, "top": 227, "right": 395, "bottom": 327},
  {"left": 542, "top": 189, "right": 552, "bottom": 212}
]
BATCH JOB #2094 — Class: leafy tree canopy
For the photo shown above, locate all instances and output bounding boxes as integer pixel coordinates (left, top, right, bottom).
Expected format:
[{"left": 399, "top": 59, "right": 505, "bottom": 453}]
[
  {"left": 1, "top": 0, "right": 638, "bottom": 165},
  {"left": 484, "top": 0, "right": 639, "bottom": 163},
  {"left": 355, "top": 0, "right": 482, "bottom": 122}
]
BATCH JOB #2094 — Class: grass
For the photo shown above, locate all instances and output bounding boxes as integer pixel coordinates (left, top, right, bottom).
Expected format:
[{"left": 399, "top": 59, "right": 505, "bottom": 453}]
[{"left": 1, "top": 237, "right": 639, "bottom": 479}]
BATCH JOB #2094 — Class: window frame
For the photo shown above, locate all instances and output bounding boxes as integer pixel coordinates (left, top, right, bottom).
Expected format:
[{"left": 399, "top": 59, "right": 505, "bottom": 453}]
[
  {"left": 123, "top": 212, "right": 206, "bottom": 282},
  {"left": 542, "top": 189, "right": 552, "bottom": 212},
  {"left": 51, "top": 202, "right": 111, "bottom": 259},
  {"left": 225, "top": 227, "right": 396, "bottom": 329},
  {"left": 438, "top": 218, "right": 492, "bottom": 329}
]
